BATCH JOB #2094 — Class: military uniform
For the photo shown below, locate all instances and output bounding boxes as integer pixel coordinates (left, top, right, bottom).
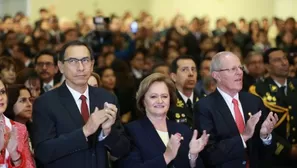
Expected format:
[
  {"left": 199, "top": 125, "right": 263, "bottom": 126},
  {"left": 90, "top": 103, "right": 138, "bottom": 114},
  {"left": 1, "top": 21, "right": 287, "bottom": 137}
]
[
  {"left": 249, "top": 77, "right": 297, "bottom": 167},
  {"left": 167, "top": 90, "right": 200, "bottom": 129}
]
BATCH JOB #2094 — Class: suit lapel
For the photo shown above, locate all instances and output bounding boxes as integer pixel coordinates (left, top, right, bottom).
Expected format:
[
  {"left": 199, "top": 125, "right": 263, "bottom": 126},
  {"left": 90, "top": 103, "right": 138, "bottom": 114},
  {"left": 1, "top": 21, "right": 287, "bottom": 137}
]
[
  {"left": 213, "top": 90, "right": 239, "bottom": 134},
  {"left": 167, "top": 120, "right": 179, "bottom": 137},
  {"left": 89, "top": 86, "right": 98, "bottom": 114},
  {"left": 58, "top": 82, "right": 84, "bottom": 127},
  {"left": 140, "top": 117, "right": 166, "bottom": 152}
]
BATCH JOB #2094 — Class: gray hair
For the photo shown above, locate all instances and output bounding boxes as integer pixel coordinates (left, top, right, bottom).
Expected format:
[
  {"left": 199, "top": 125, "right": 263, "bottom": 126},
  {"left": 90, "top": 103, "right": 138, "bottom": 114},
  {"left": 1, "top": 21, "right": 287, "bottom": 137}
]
[{"left": 210, "top": 51, "right": 236, "bottom": 73}]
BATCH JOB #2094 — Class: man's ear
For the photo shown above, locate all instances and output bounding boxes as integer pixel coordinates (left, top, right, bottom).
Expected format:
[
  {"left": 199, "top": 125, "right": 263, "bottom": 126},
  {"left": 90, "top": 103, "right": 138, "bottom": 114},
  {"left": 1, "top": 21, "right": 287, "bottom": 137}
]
[
  {"left": 170, "top": 72, "right": 177, "bottom": 83},
  {"left": 264, "top": 64, "right": 270, "bottom": 73},
  {"left": 211, "top": 71, "right": 220, "bottom": 83},
  {"left": 57, "top": 61, "right": 64, "bottom": 74}
]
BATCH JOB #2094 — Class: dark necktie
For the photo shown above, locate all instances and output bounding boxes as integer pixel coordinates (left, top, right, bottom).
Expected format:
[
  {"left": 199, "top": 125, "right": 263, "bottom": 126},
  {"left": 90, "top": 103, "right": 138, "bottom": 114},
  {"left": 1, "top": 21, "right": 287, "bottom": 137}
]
[
  {"left": 187, "top": 99, "right": 192, "bottom": 109},
  {"left": 280, "top": 86, "right": 286, "bottom": 96},
  {"left": 80, "top": 95, "right": 89, "bottom": 123}
]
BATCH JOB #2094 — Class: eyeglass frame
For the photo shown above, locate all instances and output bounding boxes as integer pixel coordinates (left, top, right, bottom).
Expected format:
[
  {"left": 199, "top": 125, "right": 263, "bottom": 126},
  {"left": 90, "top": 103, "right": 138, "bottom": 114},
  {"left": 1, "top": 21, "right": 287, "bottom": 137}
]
[
  {"left": 36, "top": 62, "right": 56, "bottom": 68},
  {"left": 62, "top": 57, "right": 93, "bottom": 66},
  {"left": 214, "top": 65, "right": 244, "bottom": 74}
]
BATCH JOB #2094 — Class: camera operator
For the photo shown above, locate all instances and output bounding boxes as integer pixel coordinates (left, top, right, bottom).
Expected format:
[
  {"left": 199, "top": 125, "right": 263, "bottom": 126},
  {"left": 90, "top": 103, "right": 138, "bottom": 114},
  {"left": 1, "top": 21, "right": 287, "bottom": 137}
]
[{"left": 83, "top": 16, "right": 135, "bottom": 61}]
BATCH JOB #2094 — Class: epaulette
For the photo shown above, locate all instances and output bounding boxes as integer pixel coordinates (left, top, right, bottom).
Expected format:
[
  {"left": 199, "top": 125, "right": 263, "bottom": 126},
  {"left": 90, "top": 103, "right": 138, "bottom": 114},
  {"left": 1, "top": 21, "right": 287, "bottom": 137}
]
[{"left": 249, "top": 85, "right": 291, "bottom": 138}]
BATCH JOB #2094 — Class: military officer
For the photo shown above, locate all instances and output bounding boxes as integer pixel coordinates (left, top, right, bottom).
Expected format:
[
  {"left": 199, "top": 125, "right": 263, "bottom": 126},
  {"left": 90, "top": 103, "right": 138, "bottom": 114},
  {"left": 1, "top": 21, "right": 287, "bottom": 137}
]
[
  {"left": 249, "top": 48, "right": 297, "bottom": 168},
  {"left": 169, "top": 55, "right": 202, "bottom": 128}
]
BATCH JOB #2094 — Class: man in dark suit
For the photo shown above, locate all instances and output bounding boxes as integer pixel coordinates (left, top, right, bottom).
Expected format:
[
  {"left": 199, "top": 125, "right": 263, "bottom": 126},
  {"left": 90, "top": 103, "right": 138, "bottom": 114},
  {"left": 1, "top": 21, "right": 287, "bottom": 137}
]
[
  {"left": 32, "top": 41, "right": 130, "bottom": 168},
  {"left": 249, "top": 48, "right": 297, "bottom": 167},
  {"left": 169, "top": 55, "right": 201, "bottom": 129},
  {"left": 194, "top": 51, "right": 279, "bottom": 168}
]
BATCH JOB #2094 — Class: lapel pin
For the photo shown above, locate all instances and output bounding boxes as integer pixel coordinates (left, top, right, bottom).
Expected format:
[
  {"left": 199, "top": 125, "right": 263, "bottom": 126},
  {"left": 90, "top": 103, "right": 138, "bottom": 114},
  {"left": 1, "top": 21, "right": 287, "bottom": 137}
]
[{"left": 248, "top": 112, "right": 252, "bottom": 118}]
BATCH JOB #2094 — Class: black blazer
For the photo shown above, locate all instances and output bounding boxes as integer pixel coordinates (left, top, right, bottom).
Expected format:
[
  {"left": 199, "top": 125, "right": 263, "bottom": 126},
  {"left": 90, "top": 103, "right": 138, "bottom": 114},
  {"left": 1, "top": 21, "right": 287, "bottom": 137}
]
[
  {"left": 168, "top": 90, "right": 200, "bottom": 129},
  {"left": 119, "top": 116, "right": 205, "bottom": 168},
  {"left": 194, "top": 89, "right": 275, "bottom": 168},
  {"left": 32, "top": 82, "right": 130, "bottom": 168}
]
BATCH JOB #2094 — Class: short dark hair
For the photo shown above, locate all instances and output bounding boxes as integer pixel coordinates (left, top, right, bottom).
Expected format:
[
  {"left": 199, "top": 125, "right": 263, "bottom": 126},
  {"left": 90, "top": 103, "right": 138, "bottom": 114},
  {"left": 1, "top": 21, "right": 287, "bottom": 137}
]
[
  {"left": 16, "top": 68, "right": 39, "bottom": 84},
  {"left": 3, "top": 15, "right": 12, "bottom": 22},
  {"left": 58, "top": 40, "right": 94, "bottom": 62},
  {"left": 170, "top": 55, "right": 196, "bottom": 73},
  {"left": 131, "top": 48, "right": 147, "bottom": 61},
  {"left": 2, "top": 30, "right": 16, "bottom": 42},
  {"left": 96, "top": 67, "right": 114, "bottom": 78},
  {"left": 103, "top": 52, "right": 114, "bottom": 58},
  {"left": 0, "top": 57, "right": 16, "bottom": 72},
  {"left": 263, "top": 48, "right": 282, "bottom": 64},
  {"left": 16, "top": 42, "right": 32, "bottom": 58},
  {"left": 152, "top": 62, "right": 169, "bottom": 72},
  {"left": 35, "top": 49, "right": 57, "bottom": 66},
  {"left": 39, "top": 8, "right": 48, "bottom": 13},
  {"left": 200, "top": 58, "right": 212, "bottom": 69}
]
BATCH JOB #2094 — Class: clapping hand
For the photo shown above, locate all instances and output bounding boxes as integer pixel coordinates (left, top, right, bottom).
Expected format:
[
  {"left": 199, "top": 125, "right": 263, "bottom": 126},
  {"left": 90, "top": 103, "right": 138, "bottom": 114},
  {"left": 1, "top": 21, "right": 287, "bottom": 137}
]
[
  {"left": 82, "top": 107, "right": 108, "bottom": 137},
  {"left": 260, "top": 112, "right": 279, "bottom": 139},
  {"left": 101, "top": 102, "right": 117, "bottom": 136},
  {"left": 0, "top": 122, "right": 4, "bottom": 151},
  {"left": 164, "top": 133, "right": 183, "bottom": 164},
  {"left": 189, "top": 130, "right": 209, "bottom": 158},
  {"left": 7, "top": 126, "right": 20, "bottom": 160},
  {"left": 242, "top": 111, "right": 262, "bottom": 142}
]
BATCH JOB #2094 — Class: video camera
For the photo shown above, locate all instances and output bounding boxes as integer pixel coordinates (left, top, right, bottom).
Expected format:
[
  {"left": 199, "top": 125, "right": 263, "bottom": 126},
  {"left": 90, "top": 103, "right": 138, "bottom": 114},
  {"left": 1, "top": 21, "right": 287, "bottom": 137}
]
[
  {"left": 93, "top": 16, "right": 110, "bottom": 29},
  {"left": 89, "top": 16, "right": 112, "bottom": 53}
]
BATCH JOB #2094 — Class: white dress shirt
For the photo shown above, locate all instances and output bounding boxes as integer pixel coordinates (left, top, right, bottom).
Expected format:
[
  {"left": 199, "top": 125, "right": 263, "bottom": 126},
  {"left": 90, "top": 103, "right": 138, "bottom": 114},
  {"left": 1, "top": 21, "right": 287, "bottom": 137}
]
[
  {"left": 66, "top": 83, "right": 90, "bottom": 114},
  {"left": 273, "top": 79, "right": 287, "bottom": 95},
  {"left": 66, "top": 83, "right": 106, "bottom": 141},
  {"left": 43, "top": 79, "right": 54, "bottom": 91},
  {"left": 131, "top": 68, "right": 143, "bottom": 79},
  {"left": 25, "top": 59, "right": 32, "bottom": 67},
  {"left": 178, "top": 90, "right": 194, "bottom": 105},
  {"left": 217, "top": 87, "right": 272, "bottom": 148}
]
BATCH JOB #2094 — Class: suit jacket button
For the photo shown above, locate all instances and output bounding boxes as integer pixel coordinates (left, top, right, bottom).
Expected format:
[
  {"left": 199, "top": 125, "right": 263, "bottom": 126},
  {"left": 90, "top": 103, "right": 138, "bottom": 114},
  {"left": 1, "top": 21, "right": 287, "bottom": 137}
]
[{"left": 242, "top": 161, "right": 246, "bottom": 165}]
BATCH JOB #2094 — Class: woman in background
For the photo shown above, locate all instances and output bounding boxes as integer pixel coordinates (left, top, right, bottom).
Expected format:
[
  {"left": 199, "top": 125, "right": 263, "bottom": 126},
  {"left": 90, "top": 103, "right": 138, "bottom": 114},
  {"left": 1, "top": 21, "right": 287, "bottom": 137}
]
[
  {"left": 16, "top": 68, "right": 41, "bottom": 101},
  {"left": 0, "top": 78, "right": 35, "bottom": 168},
  {"left": 0, "top": 57, "right": 17, "bottom": 86},
  {"left": 4, "top": 84, "right": 33, "bottom": 135},
  {"left": 88, "top": 72, "right": 101, "bottom": 87}
]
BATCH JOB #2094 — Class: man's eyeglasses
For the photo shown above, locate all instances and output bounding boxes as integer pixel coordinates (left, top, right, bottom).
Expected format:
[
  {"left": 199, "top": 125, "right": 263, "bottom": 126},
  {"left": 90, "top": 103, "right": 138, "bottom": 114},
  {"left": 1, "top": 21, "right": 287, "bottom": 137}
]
[
  {"left": 36, "top": 62, "right": 55, "bottom": 68},
  {"left": 63, "top": 57, "right": 92, "bottom": 66},
  {"left": 215, "top": 65, "right": 244, "bottom": 74}
]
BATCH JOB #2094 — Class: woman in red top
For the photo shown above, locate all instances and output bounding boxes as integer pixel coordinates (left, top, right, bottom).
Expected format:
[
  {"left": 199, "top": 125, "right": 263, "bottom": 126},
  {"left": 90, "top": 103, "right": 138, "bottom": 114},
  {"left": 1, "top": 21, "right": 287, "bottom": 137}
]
[{"left": 0, "top": 78, "right": 35, "bottom": 168}]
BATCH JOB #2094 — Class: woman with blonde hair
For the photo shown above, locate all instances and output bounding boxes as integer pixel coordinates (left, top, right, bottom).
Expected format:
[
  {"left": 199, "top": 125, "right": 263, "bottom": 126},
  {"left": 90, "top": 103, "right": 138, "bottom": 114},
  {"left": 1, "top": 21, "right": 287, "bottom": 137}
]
[{"left": 120, "top": 73, "right": 208, "bottom": 168}]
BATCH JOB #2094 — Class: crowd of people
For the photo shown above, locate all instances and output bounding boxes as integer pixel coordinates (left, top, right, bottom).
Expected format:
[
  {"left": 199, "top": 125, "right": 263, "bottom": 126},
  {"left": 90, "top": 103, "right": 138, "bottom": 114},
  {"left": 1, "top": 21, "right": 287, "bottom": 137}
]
[{"left": 0, "top": 6, "right": 296, "bottom": 168}]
